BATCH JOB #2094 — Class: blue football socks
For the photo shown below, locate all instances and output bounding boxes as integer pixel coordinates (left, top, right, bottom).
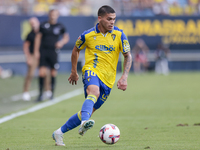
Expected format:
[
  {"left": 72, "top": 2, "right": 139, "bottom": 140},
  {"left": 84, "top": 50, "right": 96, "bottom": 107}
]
[
  {"left": 60, "top": 95, "right": 97, "bottom": 133},
  {"left": 81, "top": 95, "right": 97, "bottom": 121},
  {"left": 61, "top": 111, "right": 81, "bottom": 133}
]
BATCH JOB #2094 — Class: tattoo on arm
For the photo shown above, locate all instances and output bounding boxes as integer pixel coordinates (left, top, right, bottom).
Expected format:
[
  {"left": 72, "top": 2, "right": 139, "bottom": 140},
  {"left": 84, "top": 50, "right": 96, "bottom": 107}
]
[{"left": 123, "top": 52, "right": 132, "bottom": 76}]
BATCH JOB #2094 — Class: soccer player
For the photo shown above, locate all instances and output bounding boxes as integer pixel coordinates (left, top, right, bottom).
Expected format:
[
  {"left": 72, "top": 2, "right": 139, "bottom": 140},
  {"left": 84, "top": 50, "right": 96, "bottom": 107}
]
[
  {"left": 52, "top": 5, "right": 132, "bottom": 146},
  {"left": 34, "top": 9, "right": 69, "bottom": 101},
  {"left": 22, "top": 17, "right": 40, "bottom": 101}
]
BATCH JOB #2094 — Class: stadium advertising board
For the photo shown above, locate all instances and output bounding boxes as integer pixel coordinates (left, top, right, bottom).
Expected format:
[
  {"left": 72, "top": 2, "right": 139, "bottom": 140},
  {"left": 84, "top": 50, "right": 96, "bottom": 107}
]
[
  {"left": 0, "top": 15, "right": 200, "bottom": 50},
  {"left": 116, "top": 16, "right": 200, "bottom": 50}
]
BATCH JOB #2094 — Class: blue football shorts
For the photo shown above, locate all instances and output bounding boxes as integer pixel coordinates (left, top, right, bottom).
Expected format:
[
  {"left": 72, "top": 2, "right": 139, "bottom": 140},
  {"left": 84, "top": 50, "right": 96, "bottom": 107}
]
[{"left": 82, "top": 70, "right": 111, "bottom": 110}]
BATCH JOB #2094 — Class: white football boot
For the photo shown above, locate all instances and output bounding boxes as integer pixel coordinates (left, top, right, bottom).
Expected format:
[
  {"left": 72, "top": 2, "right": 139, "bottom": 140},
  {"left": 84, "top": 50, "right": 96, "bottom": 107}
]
[
  {"left": 43, "top": 90, "right": 52, "bottom": 99},
  {"left": 22, "top": 92, "right": 31, "bottom": 101},
  {"left": 52, "top": 131, "right": 65, "bottom": 146},
  {"left": 78, "top": 120, "right": 95, "bottom": 136}
]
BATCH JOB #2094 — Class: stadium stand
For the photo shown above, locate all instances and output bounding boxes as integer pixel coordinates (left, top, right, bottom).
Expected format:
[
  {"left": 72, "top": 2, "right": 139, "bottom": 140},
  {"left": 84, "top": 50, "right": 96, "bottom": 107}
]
[{"left": 0, "top": 0, "right": 200, "bottom": 16}]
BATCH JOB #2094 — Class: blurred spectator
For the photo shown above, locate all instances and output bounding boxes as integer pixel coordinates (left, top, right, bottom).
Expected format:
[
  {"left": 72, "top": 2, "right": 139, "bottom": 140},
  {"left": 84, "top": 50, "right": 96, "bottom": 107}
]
[
  {"left": 155, "top": 42, "right": 170, "bottom": 75},
  {"left": 54, "top": 0, "right": 71, "bottom": 16},
  {"left": 78, "top": 0, "right": 92, "bottom": 16},
  {"left": 132, "top": 38, "right": 149, "bottom": 74},
  {"left": 169, "top": 0, "right": 184, "bottom": 15},
  {"left": 18, "top": 0, "right": 32, "bottom": 15},
  {"left": 184, "top": 0, "right": 198, "bottom": 15},
  {"left": 132, "top": 0, "right": 155, "bottom": 16},
  {"left": 33, "top": 1, "right": 50, "bottom": 16},
  {"left": 197, "top": 0, "right": 200, "bottom": 14},
  {"left": 153, "top": 0, "right": 170, "bottom": 15},
  {"left": 178, "top": 0, "right": 188, "bottom": 7},
  {"left": 5, "top": 0, "right": 19, "bottom": 15}
]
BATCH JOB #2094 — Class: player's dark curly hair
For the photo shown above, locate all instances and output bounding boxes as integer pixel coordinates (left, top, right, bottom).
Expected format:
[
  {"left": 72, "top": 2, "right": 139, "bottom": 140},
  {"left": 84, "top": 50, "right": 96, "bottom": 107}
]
[{"left": 98, "top": 5, "right": 115, "bottom": 16}]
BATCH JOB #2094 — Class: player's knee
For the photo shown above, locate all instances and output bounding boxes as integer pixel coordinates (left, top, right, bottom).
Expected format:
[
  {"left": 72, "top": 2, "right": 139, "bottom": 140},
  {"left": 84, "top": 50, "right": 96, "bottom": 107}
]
[
  {"left": 39, "top": 72, "right": 45, "bottom": 77},
  {"left": 88, "top": 91, "right": 100, "bottom": 99},
  {"left": 51, "top": 69, "right": 57, "bottom": 77},
  {"left": 39, "top": 67, "right": 47, "bottom": 77},
  {"left": 87, "top": 88, "right": 100, "bottom": 98}
]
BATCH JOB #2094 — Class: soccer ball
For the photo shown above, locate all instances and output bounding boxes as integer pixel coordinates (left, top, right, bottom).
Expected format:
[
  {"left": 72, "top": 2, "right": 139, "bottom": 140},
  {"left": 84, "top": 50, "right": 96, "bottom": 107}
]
[{"left": 99, "top": 124, "right": 120, "bottom": 144}]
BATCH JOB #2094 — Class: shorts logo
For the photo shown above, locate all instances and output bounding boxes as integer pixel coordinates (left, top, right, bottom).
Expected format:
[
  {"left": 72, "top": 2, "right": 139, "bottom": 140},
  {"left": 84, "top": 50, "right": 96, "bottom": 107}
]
[
  {"left": 100, "top": 94, "right": 108, "bottom": 102},
  {"left": 87, "top": 77, "right": 91, "bottom": 82},
  {"left": 95, "top": 45, "right": 115, "bottom": 54}
]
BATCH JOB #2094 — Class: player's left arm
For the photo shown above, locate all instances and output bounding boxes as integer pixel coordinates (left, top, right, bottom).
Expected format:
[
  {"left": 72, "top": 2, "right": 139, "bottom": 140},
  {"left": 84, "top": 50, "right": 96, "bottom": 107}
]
[
  {"left": 117, "top": 51, "right": 132, "bottom": 91},
  {"left": 56, "top": 33, "right": 70, "bottom": 49}
]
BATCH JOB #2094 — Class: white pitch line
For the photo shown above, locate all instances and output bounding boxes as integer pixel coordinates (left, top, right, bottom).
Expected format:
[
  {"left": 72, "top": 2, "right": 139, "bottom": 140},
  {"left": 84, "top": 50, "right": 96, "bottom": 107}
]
[
  {"left": 0, "top": 73, "right": 122, "bottom": 124},
  {"left": 0, "top": 88, "right": 83, "bottom": 124}
]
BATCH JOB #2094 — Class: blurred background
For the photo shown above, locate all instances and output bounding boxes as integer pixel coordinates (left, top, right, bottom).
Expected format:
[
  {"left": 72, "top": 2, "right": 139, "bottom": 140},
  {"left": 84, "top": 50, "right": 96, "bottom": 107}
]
[{"left": 0, "top": 0, "right": 200, "bottom": 76}]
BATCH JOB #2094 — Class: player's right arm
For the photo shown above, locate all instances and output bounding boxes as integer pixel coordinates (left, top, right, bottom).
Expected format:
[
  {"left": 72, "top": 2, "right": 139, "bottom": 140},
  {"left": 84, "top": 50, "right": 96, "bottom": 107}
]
[
  {"left": 68, "top": 46, "right": 80, "bottom": 85},
  {"left": 34, "top": 32, "right": 42, "bottom": 60},
  {"left": 68, "top": 32, "right": 86, "bottom": 85}
]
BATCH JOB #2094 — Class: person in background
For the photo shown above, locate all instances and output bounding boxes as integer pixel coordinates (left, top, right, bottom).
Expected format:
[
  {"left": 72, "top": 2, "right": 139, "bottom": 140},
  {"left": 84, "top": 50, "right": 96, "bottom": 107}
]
[
  {"left": 132, "top": 38, "right": 149, "bottom": 74},
  {"left": 23, "top": 17, "right": 52, "bottom": 101},
  {"left": 155, "top": 42, "right": 170, "bottom": 75},
  {"left": 22, "top": 17, "right": 41, "bottom": 101},
  {"left": 34, "top": 9, "right": 69, "bottom": 102}
]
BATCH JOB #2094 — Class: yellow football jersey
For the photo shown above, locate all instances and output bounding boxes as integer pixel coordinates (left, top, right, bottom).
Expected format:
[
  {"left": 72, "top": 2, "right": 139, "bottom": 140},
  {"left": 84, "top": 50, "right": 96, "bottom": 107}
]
[{"left": 75, "top": 23, "right": 130, "bottom": 88}]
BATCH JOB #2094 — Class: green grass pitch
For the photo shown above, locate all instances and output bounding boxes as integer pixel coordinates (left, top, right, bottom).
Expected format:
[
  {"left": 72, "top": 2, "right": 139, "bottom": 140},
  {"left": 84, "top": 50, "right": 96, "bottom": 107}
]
[{"left": 0, "top": 72, "right": 200, "bottom": 150}]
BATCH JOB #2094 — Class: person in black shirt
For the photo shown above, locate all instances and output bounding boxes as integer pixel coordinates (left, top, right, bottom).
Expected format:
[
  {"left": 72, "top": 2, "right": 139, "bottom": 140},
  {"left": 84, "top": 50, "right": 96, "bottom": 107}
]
[
  {"left": 34, "top": 9, "right": 69, "bottom": 101},
  {"left": 22, "top": 17, "right": 40, "bottom": 101}
]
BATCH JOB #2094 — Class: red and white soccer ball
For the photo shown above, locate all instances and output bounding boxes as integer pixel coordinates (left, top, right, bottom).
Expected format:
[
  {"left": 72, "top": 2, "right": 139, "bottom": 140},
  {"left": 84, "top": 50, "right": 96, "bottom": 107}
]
[{"left": 99, "top": 124, "right": 120, "bottom": 144}]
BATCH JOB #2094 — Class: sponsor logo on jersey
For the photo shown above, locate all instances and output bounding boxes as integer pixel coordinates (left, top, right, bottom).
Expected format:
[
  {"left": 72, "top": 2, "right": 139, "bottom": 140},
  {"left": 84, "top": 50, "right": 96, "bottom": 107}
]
[
  {"left": 87, "top": 77, "right": 91, "bottom": 82},
  {"left": 95, "top": 45, "right": 115, "bottom": 54}
]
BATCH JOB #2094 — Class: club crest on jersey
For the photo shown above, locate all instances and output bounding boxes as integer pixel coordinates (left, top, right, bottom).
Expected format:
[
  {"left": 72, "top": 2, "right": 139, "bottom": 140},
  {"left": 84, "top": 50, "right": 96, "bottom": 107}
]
[
  {"left": 111, "top": 34, "right": 116, "bottom": 41},
  {"left": 93, "top": 36, "right": 96, "bottom": 40},
  {"left": 53, "top": 27, "right": 60, "bottom": 35}
]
